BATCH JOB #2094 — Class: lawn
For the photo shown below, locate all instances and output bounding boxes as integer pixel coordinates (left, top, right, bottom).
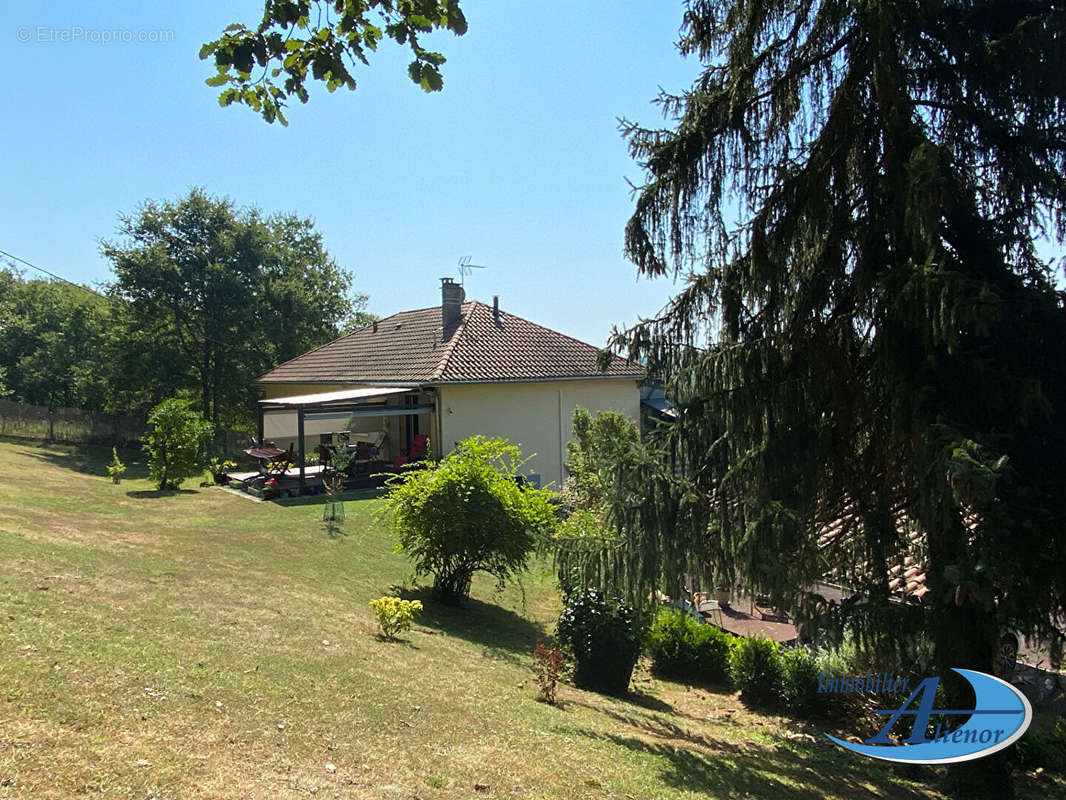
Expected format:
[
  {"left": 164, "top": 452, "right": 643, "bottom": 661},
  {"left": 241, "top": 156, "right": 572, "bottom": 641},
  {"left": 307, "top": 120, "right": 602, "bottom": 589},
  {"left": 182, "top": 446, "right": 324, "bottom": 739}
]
[{"left": 0, "top": 439, "right": 1056, "bottom": 799}]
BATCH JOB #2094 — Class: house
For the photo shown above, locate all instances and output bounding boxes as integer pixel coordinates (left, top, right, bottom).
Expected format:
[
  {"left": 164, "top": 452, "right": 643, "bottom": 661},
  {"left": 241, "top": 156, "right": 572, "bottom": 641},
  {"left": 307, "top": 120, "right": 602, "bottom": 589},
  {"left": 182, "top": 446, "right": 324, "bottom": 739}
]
[{"left": 254, "top": 278, "right": 645, "bottom": 489}]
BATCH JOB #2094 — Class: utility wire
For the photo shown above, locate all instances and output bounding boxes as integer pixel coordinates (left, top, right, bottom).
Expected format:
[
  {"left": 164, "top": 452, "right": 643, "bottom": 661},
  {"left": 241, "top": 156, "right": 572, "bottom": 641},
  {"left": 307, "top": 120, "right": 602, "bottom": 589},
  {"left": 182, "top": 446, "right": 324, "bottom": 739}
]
[
  {"left": 0, "top": 246, "right": 267, "bottom": 358},
  {"left": 0, "top": 247, "right": 110, "bottom": 299}
]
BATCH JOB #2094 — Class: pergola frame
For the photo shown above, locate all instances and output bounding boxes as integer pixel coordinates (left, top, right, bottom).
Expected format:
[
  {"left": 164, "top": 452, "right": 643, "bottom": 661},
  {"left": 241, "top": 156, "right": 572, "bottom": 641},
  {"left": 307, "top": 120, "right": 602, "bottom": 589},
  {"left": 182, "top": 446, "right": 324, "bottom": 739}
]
[{"left": 257, "top": 390, "right": 435, "bottom": 492}]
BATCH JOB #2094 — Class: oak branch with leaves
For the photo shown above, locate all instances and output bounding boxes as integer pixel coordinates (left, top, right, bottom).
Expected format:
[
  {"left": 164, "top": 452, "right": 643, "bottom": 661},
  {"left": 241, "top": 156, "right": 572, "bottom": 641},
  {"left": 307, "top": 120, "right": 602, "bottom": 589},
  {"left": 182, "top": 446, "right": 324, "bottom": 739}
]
[{"left": 201, "top": 0, "right": 467, "bottom": 125}]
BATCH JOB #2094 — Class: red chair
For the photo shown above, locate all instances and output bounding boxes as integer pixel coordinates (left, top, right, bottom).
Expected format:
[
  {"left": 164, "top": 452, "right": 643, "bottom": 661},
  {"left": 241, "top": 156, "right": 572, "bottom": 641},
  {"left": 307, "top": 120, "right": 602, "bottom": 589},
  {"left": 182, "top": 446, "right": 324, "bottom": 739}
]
[{"left": 393, "top": 433, "right": 430, "bottom": 470}]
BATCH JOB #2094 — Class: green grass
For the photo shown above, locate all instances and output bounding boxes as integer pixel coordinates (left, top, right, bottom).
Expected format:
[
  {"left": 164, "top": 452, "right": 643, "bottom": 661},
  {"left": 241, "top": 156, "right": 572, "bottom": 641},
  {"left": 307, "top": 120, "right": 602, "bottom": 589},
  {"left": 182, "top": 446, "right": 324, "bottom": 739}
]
[{"left": 0, "top": 439, "right": 1059, "bottom": 799}]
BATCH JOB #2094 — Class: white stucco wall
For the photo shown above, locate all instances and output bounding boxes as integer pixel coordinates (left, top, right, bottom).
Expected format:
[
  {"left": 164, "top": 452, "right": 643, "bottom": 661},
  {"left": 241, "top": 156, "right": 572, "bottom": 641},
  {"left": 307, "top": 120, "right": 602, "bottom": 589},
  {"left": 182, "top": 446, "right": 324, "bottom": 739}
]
[{"left": 436, "top": 378, "right": 641, "bottom": 488}]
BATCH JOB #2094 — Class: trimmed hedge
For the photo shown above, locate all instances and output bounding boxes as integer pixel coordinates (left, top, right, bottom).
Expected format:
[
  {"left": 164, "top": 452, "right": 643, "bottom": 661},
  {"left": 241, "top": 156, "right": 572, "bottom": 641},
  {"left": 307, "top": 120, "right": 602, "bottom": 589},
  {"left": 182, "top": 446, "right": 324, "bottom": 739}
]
[
  {"left": 564, "top": 601, "right": 842, "bottom": 721},
  {"left": 781, "top": 646, "right": 826, "bottom": 717},
  {"left": 731, "top": 635, "right": 785, "bottom": 707},
  {"left": 646, "top": 607, "right": 734, "bottom": 685}
]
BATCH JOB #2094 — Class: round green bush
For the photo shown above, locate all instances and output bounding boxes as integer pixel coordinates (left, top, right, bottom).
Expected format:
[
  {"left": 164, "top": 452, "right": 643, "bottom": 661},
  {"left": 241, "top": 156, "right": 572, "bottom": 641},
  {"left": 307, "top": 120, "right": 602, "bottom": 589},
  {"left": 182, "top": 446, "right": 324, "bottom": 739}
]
[
  {"left": 780, "top": 646, "right": 826, "bottom": 717},
  {"left": 730, "top": 635, "right": 784, "bottom": 707},
  {"left": 646, "top": 607, "right": 733, "bottom": 685},
  {"left": 143, "top": 398, "right": 213, "bottom": 490},
  {"left": 556, "top": 589, "right": 642, "bottom": 696},
  {"left": 383, "top": 437, "right": 558, "bottom": 604}
]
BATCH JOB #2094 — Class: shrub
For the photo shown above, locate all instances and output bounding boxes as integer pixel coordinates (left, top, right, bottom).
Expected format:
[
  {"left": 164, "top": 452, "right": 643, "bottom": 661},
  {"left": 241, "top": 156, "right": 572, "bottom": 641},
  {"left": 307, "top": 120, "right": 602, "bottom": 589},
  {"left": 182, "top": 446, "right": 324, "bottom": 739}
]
[
  {"left": 383, "top": 436, "right": 558, "bottom": 604},
  {"left": 369, "top": 596, "right": 423, "bottom": 639},
  {"left": 106, "top": 446, "right": 126, "bottom": 484},
  {"left": 533, "top": 637, "right": 565, "bottom": 705},
  {"left": 646, "top": 607, "right": 733, "bottom": 685},
  {"left": 556, "top": 589, "right": 642, "bottom": 696},
  {"left": 321, "top": 444, "right": 353, "bottom": 498},
  {"left": 143, "top": 399, "right": 213, "bottom": 490},
  {"left": 780, "top": 646, "right": 826, "bottom": 717},
  {"left": 730, "top": 635, "right": 784, "bottom": 707},
  {"left": 1015, "top": 716, "right": 1066, "bottom": 774}
]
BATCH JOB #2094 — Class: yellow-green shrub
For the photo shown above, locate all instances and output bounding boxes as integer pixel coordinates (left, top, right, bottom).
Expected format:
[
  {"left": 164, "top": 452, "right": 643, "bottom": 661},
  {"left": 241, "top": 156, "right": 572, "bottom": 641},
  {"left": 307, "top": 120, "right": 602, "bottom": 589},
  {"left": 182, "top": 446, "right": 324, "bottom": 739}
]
[
  {"left": 369, "top": 596, "right": 423, "bottom": 639},
  {"left": 106, "top": 446, "right": 127, "bottom": 484}
]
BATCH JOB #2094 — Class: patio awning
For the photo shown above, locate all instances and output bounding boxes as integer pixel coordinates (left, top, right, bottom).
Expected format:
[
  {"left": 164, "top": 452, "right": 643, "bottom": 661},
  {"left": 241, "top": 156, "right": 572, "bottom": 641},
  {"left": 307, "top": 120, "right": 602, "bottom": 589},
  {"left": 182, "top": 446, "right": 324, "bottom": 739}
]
[
  {"left": 259, "top": 386, "right": 410, "bottom": 407},
  {"left": 641, "top": 395, "right": 677, "bottom": 418}
]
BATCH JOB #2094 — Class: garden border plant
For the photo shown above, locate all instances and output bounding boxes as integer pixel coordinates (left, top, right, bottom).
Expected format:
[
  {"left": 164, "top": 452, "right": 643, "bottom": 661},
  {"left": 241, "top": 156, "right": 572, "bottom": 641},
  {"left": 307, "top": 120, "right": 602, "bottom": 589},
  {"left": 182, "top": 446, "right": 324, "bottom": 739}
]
[
  {"left": 106, "top": 446, "right": 126, "bottom": 484},
  {"left": 532, "top": 637, "right": 566, "bottom": 705},
  {"left": 369, "top": 595, "right": 423, "bottom": 640}
]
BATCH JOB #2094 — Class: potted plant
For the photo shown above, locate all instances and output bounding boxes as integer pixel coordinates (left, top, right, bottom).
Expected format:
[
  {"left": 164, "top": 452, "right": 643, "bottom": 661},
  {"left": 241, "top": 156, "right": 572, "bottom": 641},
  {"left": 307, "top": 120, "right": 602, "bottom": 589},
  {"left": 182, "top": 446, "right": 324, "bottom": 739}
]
[
  {"left": 206, "top": 456, "right": 237, "bottom": 485},
  {"left": 262, "top": 476, "right": 280, "bottom": 499},
  {"left": 556, "top": 589, "right": 643, "bottom": 696}
]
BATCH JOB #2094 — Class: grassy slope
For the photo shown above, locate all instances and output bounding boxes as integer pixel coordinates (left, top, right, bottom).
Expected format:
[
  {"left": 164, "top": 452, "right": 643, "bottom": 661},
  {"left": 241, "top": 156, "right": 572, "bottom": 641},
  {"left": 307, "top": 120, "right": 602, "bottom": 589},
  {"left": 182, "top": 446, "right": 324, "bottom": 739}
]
[{"left": 0, "top": 440, "right": 1052, "bottom": 799}]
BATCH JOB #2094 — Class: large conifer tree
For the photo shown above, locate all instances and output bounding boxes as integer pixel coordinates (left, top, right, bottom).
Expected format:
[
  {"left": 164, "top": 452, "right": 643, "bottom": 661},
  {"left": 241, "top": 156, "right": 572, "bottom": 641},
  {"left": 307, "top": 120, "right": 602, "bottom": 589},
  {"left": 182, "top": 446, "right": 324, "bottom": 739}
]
[{"left": 615, "top": 3, "right": 1066, "bottom": 795}]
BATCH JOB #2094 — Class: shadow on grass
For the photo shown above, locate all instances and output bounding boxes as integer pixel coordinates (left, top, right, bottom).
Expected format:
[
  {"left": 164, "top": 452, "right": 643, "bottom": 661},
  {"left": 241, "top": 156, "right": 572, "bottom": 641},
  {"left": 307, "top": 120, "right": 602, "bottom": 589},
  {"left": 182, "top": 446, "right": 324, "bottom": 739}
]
[
  {"left": 272, "top": 487, "right": 386, "bottom": 507},
  {"left": 126, "top": 488, "right": 200, "bottom": 499},
  {"left": 557, "top": 711, "right": 938, "bottom": 800},
  {"left": 15, "top": 442, "right": 150, "bottom": 480},
  {"left": 647, "top": 666, "right": 736, "bottom": 697},
  {"left": 322, "top": 518, "right": 347, "bottom": 539},
  {"left": 395, "top": 586, "right": 546, "bottom": 664},
  {"left": 623, "top": 691, "right": 675, "bottom": 714},
  {"left": 372, "top": 633, "right": 421, "bottom": 649}
]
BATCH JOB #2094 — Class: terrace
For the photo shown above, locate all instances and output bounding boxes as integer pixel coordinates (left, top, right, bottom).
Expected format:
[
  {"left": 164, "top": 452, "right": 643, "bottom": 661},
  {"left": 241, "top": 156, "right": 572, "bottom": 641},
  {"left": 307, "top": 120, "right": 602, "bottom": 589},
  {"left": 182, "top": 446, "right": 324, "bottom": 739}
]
[{"left": 228, "top": 385, "right": 435, "bottom": 497}]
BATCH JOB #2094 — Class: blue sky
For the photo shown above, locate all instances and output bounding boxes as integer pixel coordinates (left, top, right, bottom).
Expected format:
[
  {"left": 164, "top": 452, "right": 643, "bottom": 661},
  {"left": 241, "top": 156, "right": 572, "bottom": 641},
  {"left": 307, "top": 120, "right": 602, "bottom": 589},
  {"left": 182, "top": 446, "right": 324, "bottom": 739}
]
[{"left": 2, "top": 1, "right": 702, "bottom": 347}]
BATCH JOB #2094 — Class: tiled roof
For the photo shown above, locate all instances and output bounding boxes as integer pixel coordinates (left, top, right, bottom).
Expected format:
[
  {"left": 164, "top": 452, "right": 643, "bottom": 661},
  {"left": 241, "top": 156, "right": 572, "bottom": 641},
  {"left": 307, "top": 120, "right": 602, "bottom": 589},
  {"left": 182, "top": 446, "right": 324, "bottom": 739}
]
[
  {"left": 258, "top": 301, "right": 644, "bottom": 385},
  {"left": 817, "top": 506, "right": 930, "bottom": 601}
]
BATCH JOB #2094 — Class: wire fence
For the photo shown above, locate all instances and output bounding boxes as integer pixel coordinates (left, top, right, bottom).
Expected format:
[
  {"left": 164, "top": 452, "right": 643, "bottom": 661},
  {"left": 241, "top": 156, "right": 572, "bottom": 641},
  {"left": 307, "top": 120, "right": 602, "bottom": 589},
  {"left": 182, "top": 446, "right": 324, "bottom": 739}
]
[
  {"left": 0, "top": 398, "right": 251, "bottom": 454},
  {"left": 0, "top": 398, "right": 143, "bottom": 446}
]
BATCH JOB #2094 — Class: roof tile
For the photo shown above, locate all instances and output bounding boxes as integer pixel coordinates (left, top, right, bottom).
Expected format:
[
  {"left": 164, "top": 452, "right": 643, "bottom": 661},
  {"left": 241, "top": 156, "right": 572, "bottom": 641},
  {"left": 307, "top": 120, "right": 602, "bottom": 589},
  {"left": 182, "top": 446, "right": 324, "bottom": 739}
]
[{"left": 259, "top": 301, "right": 643, "bottom": 384}]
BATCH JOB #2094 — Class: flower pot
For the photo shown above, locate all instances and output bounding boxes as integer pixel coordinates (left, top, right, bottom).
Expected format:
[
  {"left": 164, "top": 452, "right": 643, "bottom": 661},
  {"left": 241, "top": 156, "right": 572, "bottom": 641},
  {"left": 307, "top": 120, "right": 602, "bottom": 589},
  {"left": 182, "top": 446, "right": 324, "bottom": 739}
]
[{"left": 573, "top": 650, "right": 637, "bottom": 696}]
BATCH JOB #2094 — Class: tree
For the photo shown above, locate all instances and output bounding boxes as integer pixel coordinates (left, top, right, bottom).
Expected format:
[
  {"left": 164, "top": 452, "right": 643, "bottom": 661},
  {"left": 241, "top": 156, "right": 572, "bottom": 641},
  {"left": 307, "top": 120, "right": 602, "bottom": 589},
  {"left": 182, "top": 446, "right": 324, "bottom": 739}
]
[
  {"left": 564, "top": 407, "right": 641, "bottom": 510},
  {"left": 202, "top": 0, "right": 467, "bottom": 125},
  {"left": 102, "top": 188, "right": 365, "bottom": 429},
  {"left": 382, "top": 436, "right": 558, "bottom": 604},
  {"left": 0, "top": 269, "right": 110, "bottom": 423},
  {"left": 143, "top": 399, "right": 213, "bottom": 490},
  {"left": 612, "top": 4, "right": 1066, "bottom": 796}
]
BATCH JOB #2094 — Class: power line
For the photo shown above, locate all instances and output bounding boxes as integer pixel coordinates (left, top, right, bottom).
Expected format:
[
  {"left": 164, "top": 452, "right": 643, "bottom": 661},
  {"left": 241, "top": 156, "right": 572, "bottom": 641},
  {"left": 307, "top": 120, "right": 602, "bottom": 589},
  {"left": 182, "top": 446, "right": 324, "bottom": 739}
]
[
  {"left": 0, "top": 247, "right": 110, "bottom": 300},
  {"left": 0, "top": 246, "right": 269, "bottom": 358}
]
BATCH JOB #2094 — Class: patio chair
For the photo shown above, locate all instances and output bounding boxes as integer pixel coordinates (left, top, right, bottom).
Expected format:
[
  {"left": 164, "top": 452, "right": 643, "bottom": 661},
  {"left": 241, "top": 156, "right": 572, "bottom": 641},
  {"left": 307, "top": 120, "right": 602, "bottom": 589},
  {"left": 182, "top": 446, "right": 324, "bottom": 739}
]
[
  {"left": 266, "top": 443, "right": 295, "bottom": 478},
  {"left": 696, "top": 597, "right": 725, "bottom": 627},
  {"left": 393, "top": 433, "right": 429, "bottom": 470}
]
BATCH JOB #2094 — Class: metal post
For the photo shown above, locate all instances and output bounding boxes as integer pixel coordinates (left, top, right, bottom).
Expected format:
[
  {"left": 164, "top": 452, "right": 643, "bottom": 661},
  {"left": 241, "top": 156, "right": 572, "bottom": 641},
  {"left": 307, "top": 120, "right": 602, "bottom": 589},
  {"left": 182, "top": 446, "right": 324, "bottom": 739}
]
[{"left": 297, "top": 407, "right": 306, "bottom": 492}]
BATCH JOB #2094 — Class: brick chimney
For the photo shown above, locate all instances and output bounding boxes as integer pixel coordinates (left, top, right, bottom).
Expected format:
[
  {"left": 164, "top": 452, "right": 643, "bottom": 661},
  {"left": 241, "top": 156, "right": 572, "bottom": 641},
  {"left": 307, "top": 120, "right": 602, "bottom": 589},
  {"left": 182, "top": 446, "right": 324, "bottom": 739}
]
[{"left": 441, "top": 277, "right": 465, "bottom": 334}]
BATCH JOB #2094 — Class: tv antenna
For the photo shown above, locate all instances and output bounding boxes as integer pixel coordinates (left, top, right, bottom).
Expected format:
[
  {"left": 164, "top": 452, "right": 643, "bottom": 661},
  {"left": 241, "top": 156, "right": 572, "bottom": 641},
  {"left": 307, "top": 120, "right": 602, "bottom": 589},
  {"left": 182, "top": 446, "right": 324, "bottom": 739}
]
[{"left": 457, "top": 255, "right": 487, "bottom": 286}]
